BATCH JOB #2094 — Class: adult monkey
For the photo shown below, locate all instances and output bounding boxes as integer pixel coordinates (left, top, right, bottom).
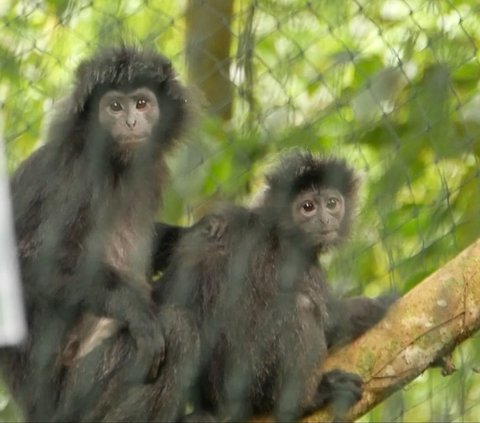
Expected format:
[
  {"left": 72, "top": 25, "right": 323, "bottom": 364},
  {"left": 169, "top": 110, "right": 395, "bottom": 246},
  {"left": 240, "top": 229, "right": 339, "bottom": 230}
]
[{"left": 1, "top": 44, "right": 198, "bottom": 422}]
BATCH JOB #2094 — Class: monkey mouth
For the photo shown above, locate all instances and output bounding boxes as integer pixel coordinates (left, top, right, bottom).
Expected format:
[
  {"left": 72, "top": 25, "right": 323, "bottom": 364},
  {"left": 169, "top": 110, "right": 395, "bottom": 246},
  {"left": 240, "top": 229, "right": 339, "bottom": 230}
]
[
  {"left": 320, "top": 229, "right": 337, "bottom": 235},
  {"left": 117, "top": 136, "right": 148, "bottom": 146},
  {"left": 319, "top": 230, "right": 338, "bottom": 241}
]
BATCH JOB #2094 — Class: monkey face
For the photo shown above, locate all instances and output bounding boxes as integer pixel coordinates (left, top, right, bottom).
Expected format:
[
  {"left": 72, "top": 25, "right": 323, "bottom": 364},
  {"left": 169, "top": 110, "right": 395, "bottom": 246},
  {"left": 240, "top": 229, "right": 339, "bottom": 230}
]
[
  {"left": 291, "top": 187, "right": 345, "bottom": 248},
  {"left": 98, "top": 87, "right": 160, "bottom": 148}
]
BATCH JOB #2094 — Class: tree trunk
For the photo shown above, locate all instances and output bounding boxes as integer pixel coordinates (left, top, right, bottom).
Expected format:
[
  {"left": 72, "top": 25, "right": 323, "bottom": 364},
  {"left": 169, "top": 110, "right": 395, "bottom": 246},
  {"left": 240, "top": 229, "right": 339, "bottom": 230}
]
[{"left": 185, "top": 0, "right": 235, "bottom": 120}]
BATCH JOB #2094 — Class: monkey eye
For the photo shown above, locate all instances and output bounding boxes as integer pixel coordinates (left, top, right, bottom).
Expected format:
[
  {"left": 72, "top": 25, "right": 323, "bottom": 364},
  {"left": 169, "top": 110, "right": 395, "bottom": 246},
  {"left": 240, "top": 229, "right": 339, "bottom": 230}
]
[
  {"left": 109, "top": 101, "right": 122, "bottom": 112},
  {"left": 136, "top": 99, "right": 148, "bottom": 110},
  {"left": 300, "top": 200, "right": 316, "bottom": 216},
  {"left": 326, "top": 197, "right": 339, "bottom": 210}
]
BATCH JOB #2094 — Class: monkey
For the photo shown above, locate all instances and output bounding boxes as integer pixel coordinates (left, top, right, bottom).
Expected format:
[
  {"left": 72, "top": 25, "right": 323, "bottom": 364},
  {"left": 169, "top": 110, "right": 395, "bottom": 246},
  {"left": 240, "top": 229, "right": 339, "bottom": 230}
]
[
  {"left": 0, "top": 44, "right": 196, "bottom": 422},
  {"left": 154, "top": 151, "right": 388, "bottom": 422},
  {"left": 152, "top": 221, "right": 397, "bottom": 351},
  {"left": 154, "top": 153, "right": 361, "bottom": 420}
]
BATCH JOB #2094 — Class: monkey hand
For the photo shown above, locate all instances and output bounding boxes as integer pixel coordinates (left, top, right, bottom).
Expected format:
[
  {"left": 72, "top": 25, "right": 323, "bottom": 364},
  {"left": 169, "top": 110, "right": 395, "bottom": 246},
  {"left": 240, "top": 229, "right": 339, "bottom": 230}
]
[
  {"left": 313, "top": 369, "right": 363, "bottom": 419},
  {"left": 200, "top": 214, "right": 228, "bottom": 241},
  {"left": 128, "top": 309, "right": 166, "bottom": 383}
]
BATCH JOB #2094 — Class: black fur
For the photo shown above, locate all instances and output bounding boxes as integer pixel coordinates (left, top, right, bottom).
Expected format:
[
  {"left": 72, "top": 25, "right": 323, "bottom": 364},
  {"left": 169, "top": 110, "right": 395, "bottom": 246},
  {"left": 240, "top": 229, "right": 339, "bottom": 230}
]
[
  {"left": 155, "top": 152, "right": 371, "bottom": 421},
  {"left": 1, "top": 44, "right": 192, "bottom": 421}
]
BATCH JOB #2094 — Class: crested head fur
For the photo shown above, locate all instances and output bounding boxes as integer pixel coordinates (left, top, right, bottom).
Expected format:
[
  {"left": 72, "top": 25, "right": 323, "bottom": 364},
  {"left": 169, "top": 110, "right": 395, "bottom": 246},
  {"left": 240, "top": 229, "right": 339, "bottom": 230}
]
[
  {"left": 265, "top": 151, "right": 357, "bottom": 201},
  {"left": 72, "top": 44, "right": 187, "bottom": 113}
]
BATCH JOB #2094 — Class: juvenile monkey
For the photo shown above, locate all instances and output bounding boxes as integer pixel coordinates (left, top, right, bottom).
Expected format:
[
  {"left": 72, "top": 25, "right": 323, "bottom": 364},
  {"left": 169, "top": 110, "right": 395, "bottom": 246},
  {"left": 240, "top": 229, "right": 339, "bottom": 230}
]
[{"left": 156, "top": 151, "right": 391, "bottom": 421}]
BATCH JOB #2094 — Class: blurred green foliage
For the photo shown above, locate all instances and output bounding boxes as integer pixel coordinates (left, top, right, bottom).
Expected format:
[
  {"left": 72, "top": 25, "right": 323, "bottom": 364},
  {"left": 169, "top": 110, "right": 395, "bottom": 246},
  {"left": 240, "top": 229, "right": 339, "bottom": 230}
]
[{"left": 1, "top": 0, "right": 480, "bottom": 421}]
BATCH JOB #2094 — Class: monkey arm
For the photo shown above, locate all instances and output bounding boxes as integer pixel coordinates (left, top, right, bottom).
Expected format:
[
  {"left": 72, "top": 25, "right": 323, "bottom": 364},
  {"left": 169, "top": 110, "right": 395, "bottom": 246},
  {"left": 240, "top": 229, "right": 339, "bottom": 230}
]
[
  {"left": 152, "top": 215, "right": 229, "bottom": 273},
  {"left": 75, "top": 264, "right": 165, "bottom": 383},
  {"left": 325, "top": 294, "right": 398, "bottom": 350}
]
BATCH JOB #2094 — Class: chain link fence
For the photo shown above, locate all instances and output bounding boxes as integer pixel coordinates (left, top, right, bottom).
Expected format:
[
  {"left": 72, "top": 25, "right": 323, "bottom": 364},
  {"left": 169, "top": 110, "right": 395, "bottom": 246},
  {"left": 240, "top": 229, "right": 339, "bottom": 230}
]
[{"left": 1, "top": 0, "right": 480, "bottom": 421}]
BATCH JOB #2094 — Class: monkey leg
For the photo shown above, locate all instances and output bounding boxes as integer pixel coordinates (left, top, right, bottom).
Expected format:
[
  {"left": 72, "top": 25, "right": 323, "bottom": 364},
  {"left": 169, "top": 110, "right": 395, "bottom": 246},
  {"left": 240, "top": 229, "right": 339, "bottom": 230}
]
[
  {"left": 53, "top": 325, "right": 129, "bottom": 422},
  {"left": 55, "top": 305, "right": 199, "bottom": 423},
  {"left": 16, "top": 307, "right": 71, "bottom": 422},
  {"left": 272, "top": 293, "right": 363, "bottom": 421},
  {"left": 98, "top": 305, "right": 200, "bottom": 422},
  {"left": 268, "top": 294, "right": 329, "bottom": 422}
]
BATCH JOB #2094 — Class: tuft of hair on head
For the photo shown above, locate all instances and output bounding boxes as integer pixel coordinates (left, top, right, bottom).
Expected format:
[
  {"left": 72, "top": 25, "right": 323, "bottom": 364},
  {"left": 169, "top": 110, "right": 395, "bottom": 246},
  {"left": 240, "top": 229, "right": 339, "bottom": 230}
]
[
  {"left": 71, "top": 43, "right": 189, "bottom": 114},
  {"left": 264, "top": 150, "right": 359, "bottom": 203}
]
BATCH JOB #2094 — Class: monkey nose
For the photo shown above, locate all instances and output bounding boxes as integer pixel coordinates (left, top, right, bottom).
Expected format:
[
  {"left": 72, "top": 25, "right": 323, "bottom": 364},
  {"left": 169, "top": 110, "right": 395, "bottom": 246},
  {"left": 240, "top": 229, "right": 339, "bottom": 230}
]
[
  {"left": 126, "top": 119, "right": 137, "bottom": 129},
  {"left": 319, "top": 216, "right": 330, "bottom": 225}
]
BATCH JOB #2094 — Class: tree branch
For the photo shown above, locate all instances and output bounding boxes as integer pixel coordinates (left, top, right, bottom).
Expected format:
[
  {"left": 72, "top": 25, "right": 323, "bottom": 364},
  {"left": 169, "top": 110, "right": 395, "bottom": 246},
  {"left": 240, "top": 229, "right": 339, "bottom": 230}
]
[{"left": 304, "top": 238, "right": 480, "bottom": 422}]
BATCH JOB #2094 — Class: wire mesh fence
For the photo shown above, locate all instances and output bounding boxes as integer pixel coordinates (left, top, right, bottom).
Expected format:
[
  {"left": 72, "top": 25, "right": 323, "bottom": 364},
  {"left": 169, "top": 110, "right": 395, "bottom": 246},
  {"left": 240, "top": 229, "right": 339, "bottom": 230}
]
[{"left": 1, "top": 0, "right": 480, "bottom": 421}]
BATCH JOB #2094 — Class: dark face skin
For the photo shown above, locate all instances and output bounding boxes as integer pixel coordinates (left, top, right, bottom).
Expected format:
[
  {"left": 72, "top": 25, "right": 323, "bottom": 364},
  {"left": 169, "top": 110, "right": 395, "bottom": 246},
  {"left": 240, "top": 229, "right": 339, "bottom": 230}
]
[
  {"left": 291, "top": 187, "right": 345, "bottom": 249},
  {"left": 98, "top": 87, "right": 160, "bottom": 147}
]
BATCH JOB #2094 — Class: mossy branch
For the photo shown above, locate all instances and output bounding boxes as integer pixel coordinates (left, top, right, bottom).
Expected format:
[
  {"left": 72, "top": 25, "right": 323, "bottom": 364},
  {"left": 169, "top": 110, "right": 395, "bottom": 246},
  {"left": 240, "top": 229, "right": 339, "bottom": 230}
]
[{"left": 305, "top": 238, "right": 480, "bottom": 422}]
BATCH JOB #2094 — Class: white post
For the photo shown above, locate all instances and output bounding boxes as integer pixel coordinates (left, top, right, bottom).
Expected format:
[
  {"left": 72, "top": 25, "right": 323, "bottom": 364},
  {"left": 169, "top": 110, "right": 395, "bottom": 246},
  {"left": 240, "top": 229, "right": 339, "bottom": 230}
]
[{"left": 0, "top": 117, "right": 26, "bottom": 346}]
